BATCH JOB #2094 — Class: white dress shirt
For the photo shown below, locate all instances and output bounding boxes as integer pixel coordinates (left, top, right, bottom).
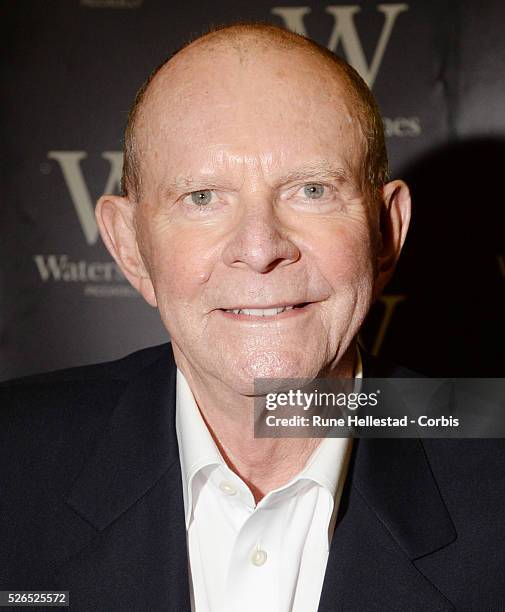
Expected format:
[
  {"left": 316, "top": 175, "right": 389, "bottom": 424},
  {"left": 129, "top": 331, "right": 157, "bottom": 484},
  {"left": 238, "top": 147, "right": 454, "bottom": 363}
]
[{"left": 175, "top": 350, "right": 362, "bottom": 612}]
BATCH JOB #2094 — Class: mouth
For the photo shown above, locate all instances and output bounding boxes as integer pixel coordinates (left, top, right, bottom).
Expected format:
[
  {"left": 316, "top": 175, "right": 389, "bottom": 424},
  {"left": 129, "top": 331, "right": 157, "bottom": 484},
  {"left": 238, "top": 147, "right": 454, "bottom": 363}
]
[{"left": 218, "top": 302, "right": 311, "bottom": 319}]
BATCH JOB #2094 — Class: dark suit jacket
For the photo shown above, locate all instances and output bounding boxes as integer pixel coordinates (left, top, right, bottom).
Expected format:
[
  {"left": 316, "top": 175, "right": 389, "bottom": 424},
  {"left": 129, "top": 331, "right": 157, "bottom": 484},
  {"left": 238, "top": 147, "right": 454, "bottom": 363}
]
[{"left": 1, "top": 343, "right": 504, "bottom": 611}]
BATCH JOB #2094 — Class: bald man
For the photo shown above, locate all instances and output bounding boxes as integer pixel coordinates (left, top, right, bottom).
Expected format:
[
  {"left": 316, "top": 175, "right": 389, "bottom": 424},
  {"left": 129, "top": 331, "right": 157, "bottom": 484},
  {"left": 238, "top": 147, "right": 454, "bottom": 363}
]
[{"left": 2, "top": 23, "right": 505, "bottom": 612}]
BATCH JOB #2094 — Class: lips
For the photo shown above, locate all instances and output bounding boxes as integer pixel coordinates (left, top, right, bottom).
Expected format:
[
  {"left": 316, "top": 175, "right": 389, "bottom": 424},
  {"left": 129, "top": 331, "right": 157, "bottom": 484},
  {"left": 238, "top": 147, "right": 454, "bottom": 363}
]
[{"left": 220, "top": 303, "right": 309, "bottom": 317}]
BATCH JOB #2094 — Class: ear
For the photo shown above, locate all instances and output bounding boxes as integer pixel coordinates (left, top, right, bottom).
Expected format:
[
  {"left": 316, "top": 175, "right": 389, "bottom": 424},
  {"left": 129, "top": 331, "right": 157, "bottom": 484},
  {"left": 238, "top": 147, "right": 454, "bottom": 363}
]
[
  {"left": 95, "top": 195, "right": 158, "bottom": 307},
  {"left": 372, "top": 179, "right": 411, "bottom": 300}
]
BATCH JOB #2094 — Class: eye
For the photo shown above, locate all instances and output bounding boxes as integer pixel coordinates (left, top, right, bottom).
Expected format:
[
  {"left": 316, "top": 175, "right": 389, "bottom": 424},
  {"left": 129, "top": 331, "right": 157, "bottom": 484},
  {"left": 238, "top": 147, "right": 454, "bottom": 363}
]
[
  {"left": 303, "top": 183, "right": 326, "bottom": 199},
  {"left": 188, "top": 190, "right": 216, "bottom": 206}
]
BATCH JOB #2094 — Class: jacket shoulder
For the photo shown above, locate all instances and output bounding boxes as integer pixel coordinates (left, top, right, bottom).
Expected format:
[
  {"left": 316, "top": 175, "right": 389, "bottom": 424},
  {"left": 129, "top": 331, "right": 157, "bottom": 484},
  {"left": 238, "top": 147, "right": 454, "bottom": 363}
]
[
  {"left": 0, "top": 343, "right": 174, "bottom": 486},
  {"left": 0, "top": 342, "right": 173, "bottom": 451},
  {"left": 0, "top": 342, "right": 172, "bottom": 388},
  {"left": 0, "top": 344, "right": 175, "bottom": 542}
]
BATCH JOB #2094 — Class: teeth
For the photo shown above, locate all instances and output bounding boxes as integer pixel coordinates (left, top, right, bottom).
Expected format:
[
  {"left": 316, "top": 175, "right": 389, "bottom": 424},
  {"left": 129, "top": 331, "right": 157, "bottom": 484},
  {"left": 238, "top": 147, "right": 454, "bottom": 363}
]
[{"left": 225, "top": 306, "right": 295, "bottom": 316}]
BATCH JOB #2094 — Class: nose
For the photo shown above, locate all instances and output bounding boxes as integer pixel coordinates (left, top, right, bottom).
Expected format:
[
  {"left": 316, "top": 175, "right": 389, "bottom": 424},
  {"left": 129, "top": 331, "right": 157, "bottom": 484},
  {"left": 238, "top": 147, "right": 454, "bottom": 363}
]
[{"left": 221, "top": 196, "right": 300, "bottom": 273}]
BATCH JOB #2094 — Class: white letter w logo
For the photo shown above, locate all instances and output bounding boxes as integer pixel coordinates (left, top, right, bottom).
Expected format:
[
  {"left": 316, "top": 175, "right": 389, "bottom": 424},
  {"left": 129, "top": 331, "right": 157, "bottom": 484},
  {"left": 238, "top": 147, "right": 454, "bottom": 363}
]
[
  {"left": 271, "top": 4, "right": 408, "bottom": 88},
  {"left": 48, "top": 151, "right": 123, "bottom": 245}
]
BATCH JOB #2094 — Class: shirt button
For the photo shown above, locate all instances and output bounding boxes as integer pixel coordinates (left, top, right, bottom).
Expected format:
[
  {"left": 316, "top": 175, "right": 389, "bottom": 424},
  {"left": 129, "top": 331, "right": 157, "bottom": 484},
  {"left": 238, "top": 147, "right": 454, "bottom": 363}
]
[
  {"left": 251, "top": 548, "right": 268, "bottom": 567},
  {"left": 219, "top": 481, "right": 237, "bottom": 496}
]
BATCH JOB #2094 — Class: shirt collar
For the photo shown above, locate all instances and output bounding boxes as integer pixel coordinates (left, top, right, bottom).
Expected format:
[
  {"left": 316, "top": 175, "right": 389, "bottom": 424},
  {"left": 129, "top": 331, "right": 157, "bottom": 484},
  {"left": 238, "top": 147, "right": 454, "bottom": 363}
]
[
  {"left": 175, "top": 368, "right": 223, "bottom": 527},
  {"left": 175, "top": 345, "right": 362, "bottom": 528}
]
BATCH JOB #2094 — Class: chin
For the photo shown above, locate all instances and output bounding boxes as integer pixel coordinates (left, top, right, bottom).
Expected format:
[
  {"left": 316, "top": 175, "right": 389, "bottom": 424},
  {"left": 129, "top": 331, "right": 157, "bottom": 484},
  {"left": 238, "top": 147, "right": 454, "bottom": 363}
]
[{"left": 222, "top": 349, "right": 321, "bottom": 396}]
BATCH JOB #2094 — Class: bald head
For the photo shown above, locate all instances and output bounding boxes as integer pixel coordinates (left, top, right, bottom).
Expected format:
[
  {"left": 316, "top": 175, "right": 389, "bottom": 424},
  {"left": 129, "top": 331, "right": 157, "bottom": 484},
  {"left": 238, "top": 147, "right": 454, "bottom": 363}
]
[{"left": 121, "top": 22, "right": 388, "bottom": 202}]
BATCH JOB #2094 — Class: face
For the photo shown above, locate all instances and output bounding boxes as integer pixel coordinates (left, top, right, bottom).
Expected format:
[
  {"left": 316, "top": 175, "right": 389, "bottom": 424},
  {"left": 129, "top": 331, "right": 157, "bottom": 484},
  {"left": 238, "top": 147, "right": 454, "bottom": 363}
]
[{"left": 100, "top": 43, "right": 406, "bottom": 396}]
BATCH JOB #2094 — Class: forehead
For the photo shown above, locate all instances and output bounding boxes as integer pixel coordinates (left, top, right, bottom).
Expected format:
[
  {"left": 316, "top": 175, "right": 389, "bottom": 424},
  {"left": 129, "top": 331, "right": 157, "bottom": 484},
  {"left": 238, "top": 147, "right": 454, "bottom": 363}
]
[{"left": 136, "top": 43, "right": 366, "bottom": 190}]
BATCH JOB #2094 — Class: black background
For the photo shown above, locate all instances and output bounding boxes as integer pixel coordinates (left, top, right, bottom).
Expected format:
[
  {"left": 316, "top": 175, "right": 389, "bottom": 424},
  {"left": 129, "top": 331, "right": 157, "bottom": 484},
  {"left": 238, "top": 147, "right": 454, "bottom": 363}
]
[{"left": 1, "top": 0, "right": 504, "bottom": 380}]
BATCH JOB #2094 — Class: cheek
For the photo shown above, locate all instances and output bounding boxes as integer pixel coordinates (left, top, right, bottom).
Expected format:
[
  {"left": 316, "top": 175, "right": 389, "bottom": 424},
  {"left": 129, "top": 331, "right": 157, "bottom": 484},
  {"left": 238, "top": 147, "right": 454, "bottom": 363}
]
[
  {"left": 307, "top": 221, "right": 375, "bottom": 288},
  {"left": 146, "top": 224, "right": 218, "bottom": 307}
]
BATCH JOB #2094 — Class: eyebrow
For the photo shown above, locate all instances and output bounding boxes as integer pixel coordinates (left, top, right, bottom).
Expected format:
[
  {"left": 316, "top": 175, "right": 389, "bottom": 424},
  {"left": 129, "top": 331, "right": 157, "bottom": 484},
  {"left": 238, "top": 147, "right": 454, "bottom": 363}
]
[
  {"left": 275, "top": 163, "right": 350, "bottom": 185},
  {"left": 161, "top": 176, "right": 229, "bottom": 196},
  {"left": 160, "top": 162, "right": 352, "bottom": 197}
]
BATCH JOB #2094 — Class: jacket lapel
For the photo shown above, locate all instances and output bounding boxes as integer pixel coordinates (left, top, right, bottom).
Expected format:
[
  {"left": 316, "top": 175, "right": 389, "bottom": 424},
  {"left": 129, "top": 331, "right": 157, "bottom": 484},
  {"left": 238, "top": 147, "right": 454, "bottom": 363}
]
[
  {"left": 57, "top": 344, "right": 191, "bottom": 611},
  {"left": 65, "top": 348, "right": 179, "bottom": 530},
  {"left": 317, "top": 349, "right": 457, "bottom": 611}
]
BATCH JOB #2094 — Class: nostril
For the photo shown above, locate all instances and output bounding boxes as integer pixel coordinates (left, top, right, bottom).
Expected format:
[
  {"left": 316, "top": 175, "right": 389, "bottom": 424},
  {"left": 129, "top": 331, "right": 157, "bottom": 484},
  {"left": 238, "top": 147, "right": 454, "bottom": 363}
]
[{"left": 257, "top": 258, "right": 289, "bottom": 274}]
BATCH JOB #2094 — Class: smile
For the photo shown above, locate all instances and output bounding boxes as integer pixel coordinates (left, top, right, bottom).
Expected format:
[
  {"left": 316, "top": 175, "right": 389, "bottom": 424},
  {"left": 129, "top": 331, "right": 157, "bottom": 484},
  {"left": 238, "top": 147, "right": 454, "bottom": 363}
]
[{"left": 219, "top": 303, "right": 310, "bottom": 319}]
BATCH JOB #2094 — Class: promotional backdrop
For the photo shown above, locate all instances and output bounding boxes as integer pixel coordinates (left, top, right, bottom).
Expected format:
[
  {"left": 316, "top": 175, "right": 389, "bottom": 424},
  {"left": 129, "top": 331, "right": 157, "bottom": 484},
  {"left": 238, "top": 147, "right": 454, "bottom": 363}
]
[{"left": 2, "top": 0, "right": 504, "bottom": 380}]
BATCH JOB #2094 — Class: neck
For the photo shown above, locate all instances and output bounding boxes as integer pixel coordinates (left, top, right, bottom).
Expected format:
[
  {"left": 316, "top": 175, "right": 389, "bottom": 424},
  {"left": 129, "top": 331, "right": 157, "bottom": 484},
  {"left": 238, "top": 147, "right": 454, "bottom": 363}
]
[{"left": 174, "top": 343, "right": 357, "bottom": 503}]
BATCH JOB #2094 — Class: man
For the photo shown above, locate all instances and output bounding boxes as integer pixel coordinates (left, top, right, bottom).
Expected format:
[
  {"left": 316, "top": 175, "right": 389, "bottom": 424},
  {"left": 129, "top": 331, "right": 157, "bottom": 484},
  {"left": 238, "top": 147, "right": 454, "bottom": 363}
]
[{"left": 1, "top": 22, "right": 504, "bottom": 612}]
